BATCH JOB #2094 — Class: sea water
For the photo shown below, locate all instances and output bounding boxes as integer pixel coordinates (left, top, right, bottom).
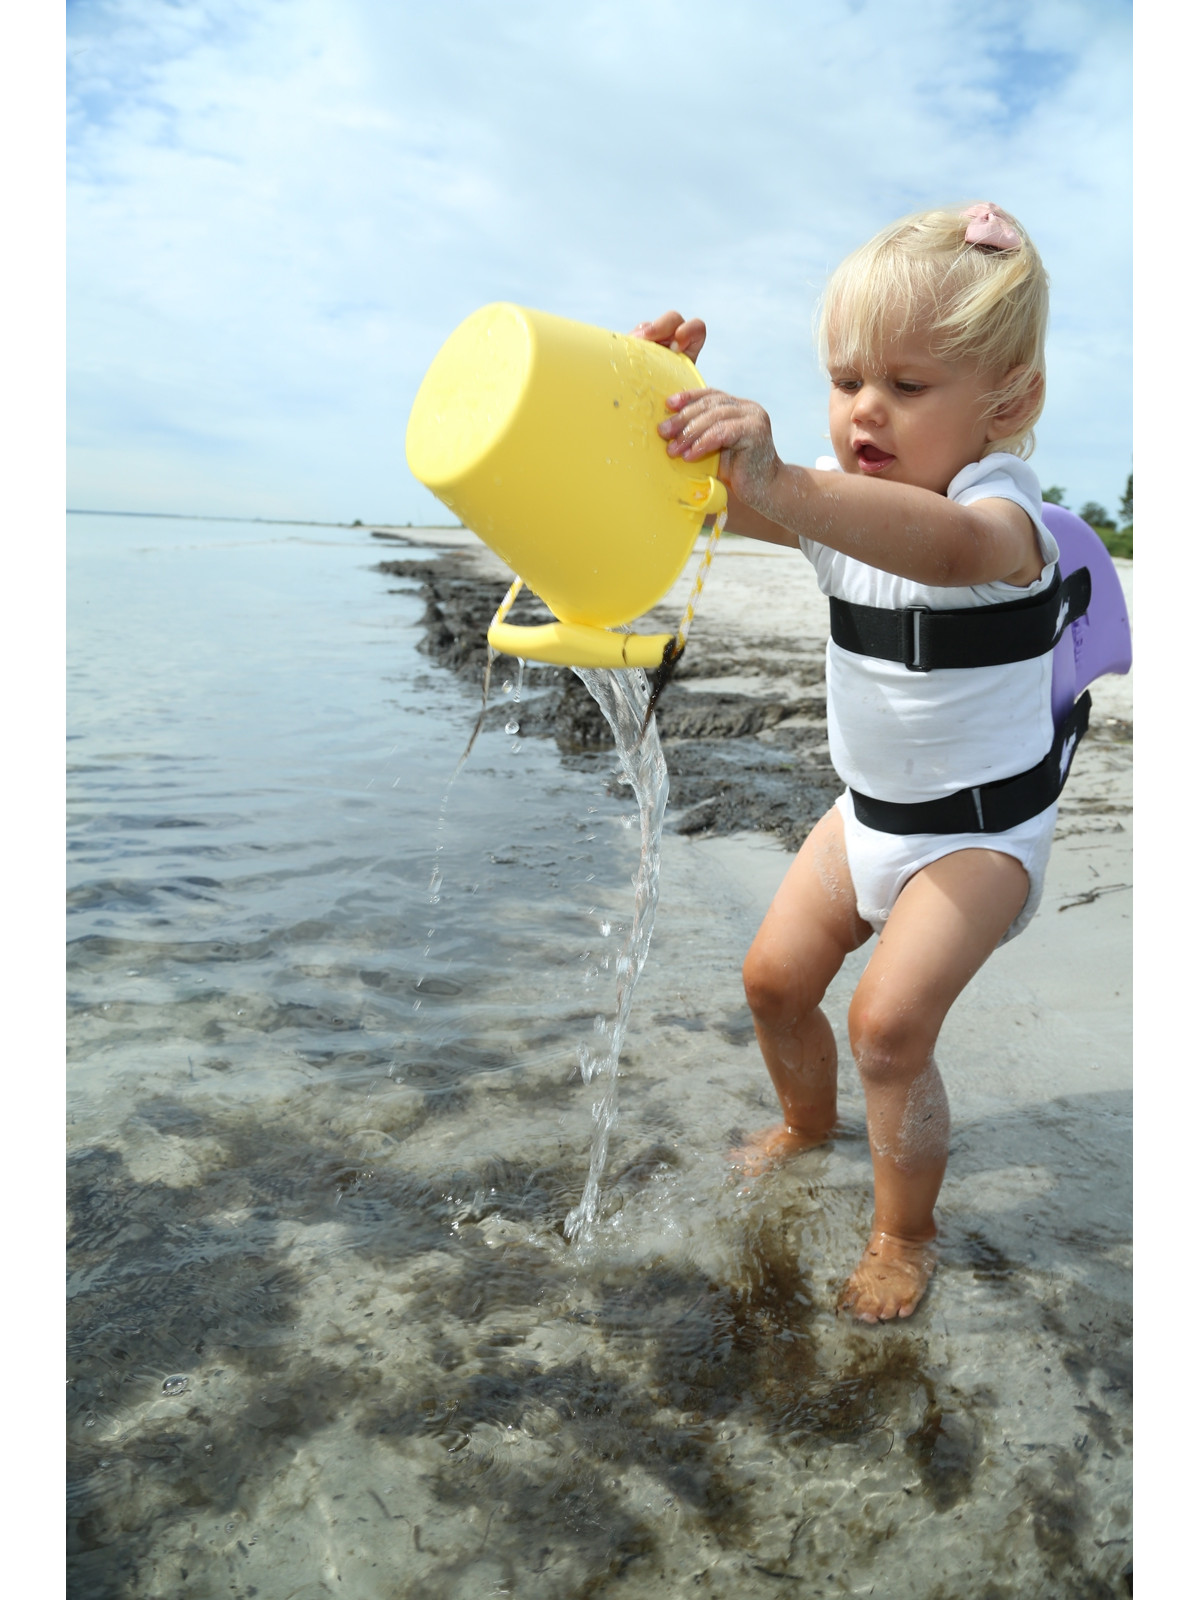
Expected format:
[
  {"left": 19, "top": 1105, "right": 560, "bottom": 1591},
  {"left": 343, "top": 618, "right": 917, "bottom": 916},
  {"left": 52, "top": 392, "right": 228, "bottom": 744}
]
[{"left": 67, "top": 516, "right": 1132, "bottom": 1600}]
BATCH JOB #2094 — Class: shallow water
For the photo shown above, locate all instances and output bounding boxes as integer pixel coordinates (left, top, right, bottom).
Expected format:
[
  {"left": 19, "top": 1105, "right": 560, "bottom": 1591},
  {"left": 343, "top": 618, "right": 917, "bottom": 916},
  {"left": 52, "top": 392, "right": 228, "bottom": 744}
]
[{"left": 67, "top": 517, "right": 1131, "bottom": 1599}]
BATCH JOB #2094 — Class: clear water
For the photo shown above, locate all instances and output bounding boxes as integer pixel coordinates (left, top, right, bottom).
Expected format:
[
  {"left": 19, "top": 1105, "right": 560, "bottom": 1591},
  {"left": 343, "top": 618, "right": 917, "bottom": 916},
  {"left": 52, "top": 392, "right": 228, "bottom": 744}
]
[
  {"left": 67, "top": 516, "right": 1131, "bottom": 1599},
  {"left": 564, "top": 666, "right": 668, "bottom": 1245}
]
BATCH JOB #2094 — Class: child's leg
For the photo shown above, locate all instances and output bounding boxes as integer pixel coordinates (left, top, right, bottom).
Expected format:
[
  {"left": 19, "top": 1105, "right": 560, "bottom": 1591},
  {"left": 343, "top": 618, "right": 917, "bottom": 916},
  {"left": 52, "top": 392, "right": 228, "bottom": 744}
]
[
  {"left": 839, "top": 846, "right": 1032, "bottom": 1322},
  {"left": 736, "top": 806, "right": 873, "bottom": 1170}
]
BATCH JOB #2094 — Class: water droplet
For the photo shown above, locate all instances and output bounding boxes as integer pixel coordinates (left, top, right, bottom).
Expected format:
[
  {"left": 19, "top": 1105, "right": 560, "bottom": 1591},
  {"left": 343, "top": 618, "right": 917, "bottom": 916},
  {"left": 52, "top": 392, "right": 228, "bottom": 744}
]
[
  {"left": 162, "top": 1374, "right": 189, "bottom": 1397},
  {"left": 505, "top": 719, "right": 520, "bottom": 735}
]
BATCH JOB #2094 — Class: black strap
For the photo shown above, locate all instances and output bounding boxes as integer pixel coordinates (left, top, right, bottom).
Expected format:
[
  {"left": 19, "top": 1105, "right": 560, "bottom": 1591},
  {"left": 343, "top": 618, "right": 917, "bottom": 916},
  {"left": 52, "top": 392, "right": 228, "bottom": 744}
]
[
  {"left": 849, "top": 692, "right": 1091, "bottom": 836},
  {"left": 829, "top": 565, "right": 1091, "bottom": 672}
]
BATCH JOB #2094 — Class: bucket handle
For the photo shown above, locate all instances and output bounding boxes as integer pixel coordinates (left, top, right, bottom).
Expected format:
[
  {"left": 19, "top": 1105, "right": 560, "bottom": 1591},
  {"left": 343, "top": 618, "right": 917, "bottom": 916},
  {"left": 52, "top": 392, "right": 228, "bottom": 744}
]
[
  {"left": 487, "top": 575, "right": 673, "bottom": 667},
  {"left": 486, "top": 485, "right": 728, "bottom": 670}
]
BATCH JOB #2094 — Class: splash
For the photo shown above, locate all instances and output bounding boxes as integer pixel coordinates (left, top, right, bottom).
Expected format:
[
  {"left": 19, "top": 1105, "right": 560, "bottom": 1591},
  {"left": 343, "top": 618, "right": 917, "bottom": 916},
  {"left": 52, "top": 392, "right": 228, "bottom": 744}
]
[{"left": 564, "top": 666, "right": 668, "bottom": 1244}]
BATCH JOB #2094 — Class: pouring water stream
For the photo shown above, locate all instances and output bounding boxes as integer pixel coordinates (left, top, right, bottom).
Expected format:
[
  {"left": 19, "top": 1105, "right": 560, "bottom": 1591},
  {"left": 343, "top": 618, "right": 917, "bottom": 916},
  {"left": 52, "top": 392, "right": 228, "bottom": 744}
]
[
  {"left": 563, "top": 665, "right": 668, "bottom": 1243},
  {"left": 428, "top": 649, "right": 669, "bottom": 1246},
  {"left": 442, "top": 518, "right": 720, "bottom": 1239}
]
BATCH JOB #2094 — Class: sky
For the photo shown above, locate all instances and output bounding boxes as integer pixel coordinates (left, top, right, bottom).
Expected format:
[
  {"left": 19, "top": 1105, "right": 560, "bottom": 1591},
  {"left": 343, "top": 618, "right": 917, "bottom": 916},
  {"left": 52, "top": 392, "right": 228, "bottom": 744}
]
[{"left": 66, "top": 0, "right": 1132, "bottom": 526}]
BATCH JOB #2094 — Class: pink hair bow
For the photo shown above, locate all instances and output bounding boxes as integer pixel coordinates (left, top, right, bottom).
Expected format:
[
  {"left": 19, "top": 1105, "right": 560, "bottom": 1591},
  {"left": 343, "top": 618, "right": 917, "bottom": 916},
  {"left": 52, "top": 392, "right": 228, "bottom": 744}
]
[{"left": 963, "top": 202, "right": 1021, "bottom": 251}]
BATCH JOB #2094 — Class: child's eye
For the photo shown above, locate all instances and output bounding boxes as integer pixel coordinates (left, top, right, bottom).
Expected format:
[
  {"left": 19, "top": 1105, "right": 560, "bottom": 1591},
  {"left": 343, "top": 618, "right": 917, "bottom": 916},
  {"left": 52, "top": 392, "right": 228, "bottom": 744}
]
[
  {"left": 832, "top": 377, "right": 861, "bottom": 393},
  {"left": 895, "top": 381, "right": 926, "bottom": 395}
]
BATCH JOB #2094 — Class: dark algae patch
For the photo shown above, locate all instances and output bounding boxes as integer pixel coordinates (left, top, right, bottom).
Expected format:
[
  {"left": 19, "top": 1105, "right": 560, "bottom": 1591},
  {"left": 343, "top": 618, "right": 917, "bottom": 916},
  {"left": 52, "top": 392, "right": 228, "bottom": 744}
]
[
  {"left": 67, "top": 1094, "right": 1011, "bottom": 1596},
  {"left": 378, "top": 550, "right": 841, "bottom": 851},
  {"left": 903, "top": 1382, "right": 980, "bottom": 1511}
]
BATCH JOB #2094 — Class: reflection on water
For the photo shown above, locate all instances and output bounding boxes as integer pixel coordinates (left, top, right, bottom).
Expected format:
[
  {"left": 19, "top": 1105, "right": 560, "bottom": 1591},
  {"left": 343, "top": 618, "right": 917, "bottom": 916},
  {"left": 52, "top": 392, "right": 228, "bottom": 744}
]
[{"left": 67, "top": 517, "right": 1131, "bottom": 1599}]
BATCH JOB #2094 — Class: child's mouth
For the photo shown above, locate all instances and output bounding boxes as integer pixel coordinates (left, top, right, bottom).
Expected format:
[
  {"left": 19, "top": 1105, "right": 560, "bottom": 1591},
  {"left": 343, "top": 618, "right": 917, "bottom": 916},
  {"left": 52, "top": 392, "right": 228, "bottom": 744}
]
[{"left": 854, "top": 441, "right": 896, "bottom": 473}]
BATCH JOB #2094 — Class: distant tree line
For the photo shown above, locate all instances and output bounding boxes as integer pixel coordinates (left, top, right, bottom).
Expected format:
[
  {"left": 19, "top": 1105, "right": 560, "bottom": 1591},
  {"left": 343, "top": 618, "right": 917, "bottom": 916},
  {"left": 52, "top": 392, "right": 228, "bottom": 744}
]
[{"left": 1042, "top": 473, "right": 1132, "bottom": 559}]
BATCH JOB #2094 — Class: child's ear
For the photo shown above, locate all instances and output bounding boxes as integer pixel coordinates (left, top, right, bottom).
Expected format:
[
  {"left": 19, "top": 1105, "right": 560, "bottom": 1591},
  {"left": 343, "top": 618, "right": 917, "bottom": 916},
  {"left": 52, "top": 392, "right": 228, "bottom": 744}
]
[{"left": 985, "top": 366, "right": 1043, "bottom": 439}]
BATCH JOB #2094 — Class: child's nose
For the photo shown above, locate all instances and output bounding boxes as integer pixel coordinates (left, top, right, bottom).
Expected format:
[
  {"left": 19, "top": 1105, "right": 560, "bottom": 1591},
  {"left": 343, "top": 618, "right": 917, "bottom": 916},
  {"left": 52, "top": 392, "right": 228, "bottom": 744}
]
[{"left": 852, "top": 382, "right": 887, "bottom": 424}]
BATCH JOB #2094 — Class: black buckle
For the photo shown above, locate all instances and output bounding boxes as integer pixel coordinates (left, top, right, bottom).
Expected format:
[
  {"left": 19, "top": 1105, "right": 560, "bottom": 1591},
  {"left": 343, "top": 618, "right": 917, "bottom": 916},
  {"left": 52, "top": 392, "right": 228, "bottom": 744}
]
[{"left": 903, "top": 605, "right": 932, "bottom": 671}]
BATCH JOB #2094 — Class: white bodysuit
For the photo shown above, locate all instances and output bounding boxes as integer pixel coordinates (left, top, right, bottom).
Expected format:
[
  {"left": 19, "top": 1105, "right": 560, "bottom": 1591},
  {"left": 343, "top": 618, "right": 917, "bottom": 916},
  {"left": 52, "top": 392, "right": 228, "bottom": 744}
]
[{"left": 801, "top": 453, "right": 1060, "bottom": 943}]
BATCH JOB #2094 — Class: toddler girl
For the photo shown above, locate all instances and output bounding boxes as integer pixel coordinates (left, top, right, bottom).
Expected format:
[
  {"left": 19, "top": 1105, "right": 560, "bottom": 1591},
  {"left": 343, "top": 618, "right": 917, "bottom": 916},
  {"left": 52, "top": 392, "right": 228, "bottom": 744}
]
[{"left": 636, "top": 202, "right": 1062, "bottom": 1323}]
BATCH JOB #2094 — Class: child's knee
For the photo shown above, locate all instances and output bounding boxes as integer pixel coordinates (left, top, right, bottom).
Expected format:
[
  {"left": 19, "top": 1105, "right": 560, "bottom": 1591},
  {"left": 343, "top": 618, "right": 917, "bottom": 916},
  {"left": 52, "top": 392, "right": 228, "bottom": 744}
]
[
  {"left": 743, "top": 942, "right": 818, "bottom": 1029},
  {"left": 848, "top": 990, "right": 936, "bottom": 1082}
]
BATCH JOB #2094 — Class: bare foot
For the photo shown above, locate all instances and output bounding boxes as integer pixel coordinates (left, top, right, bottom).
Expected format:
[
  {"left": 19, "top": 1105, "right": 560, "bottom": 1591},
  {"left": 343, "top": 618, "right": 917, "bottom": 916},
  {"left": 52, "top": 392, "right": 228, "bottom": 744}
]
[
  {"left": 837, "top": 1230, "right": 937, "bottom": 1322},
  {"left": 729, "top": 1121, "right": 830, "bottom": 1177}
]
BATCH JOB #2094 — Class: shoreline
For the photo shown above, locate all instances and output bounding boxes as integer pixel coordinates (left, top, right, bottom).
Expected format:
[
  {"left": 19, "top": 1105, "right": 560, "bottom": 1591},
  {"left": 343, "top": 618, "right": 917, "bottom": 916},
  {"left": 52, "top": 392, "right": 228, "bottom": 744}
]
[{"left": 377, "top": 522, "right": 1132, "bottom": 847}]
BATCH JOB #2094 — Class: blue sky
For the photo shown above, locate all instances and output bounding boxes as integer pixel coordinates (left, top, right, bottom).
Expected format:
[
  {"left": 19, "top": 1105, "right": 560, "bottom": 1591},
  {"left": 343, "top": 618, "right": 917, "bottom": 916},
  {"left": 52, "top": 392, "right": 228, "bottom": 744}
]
[{"left": 66, "top": 0, "right": 1131, "bottom": 524}]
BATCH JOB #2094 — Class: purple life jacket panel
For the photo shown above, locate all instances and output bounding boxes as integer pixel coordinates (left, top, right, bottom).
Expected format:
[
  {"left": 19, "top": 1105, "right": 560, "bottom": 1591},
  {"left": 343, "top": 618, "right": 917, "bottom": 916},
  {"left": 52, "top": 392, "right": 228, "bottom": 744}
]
[{"left": 1042, "top": 502, "right": 1132, "bottom": 727}]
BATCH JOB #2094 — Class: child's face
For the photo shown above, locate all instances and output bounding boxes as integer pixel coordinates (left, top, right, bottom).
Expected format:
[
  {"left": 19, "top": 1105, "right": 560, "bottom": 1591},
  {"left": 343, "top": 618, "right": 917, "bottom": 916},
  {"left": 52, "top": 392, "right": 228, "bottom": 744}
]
[{"left": 826, "top": 318, "right": 1003, "bottom": 496}]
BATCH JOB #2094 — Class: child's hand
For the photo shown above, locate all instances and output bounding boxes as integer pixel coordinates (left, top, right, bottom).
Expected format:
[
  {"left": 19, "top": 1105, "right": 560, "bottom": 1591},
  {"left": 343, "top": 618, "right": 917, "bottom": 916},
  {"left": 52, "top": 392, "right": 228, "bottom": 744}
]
[
  {"left": 629, "top": 310, "right": 707, "bottom": 363},
  {"left": 658, "top": 388, "right": 782, "bottom": 511}
]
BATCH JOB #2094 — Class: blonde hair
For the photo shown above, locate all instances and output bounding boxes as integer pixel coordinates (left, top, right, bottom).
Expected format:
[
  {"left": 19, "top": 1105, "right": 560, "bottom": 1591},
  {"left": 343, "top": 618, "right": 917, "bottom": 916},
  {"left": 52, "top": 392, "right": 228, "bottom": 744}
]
[{"left": 817, "top": 203, "right": 1049, "bottom": 459}]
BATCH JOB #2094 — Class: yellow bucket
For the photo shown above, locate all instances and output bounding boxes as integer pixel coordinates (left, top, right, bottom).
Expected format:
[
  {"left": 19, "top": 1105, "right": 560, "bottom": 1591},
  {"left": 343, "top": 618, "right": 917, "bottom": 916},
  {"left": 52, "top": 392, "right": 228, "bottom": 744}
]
[{"left": 404, "top": 303, "right": 726, "bottom": 668}]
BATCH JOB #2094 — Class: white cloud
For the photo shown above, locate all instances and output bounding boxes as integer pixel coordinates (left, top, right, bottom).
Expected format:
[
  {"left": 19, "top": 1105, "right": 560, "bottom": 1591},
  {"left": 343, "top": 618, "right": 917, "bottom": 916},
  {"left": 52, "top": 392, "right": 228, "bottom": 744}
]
[{"left": 67, "top": 0, "right": 1131, "bottom": 521}]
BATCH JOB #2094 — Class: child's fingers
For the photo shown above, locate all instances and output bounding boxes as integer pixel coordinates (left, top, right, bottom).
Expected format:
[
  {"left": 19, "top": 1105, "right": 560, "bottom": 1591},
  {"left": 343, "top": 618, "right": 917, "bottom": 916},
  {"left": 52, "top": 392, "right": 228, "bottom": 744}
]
[
  {"left": 629, "top": 312, "right": 707, "bottom": 361},
  {"left": 671, "top": 317, "right": 707, "bottom": 361},
  {"left": 660, "top": 386, "right": 712, "bottom": 423},
  {"left": 660, "top": 393, "right": 774, "bottom": 472},
  {"left": 668, "top": 410, "right": 748, "bottom": 461},
  {"left": 630, "top": 309, "right": 685, "bottom": 345},
  {"left": 662, "top": 390, "right": 755, "bottom": 454}
]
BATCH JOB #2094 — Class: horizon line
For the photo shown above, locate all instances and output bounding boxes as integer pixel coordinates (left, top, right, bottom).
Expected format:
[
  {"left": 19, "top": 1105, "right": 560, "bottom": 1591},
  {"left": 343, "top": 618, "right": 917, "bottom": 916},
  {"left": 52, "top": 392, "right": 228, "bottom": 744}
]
[{"left": 66, "top": 508, "right": 463, "bottom": 531}]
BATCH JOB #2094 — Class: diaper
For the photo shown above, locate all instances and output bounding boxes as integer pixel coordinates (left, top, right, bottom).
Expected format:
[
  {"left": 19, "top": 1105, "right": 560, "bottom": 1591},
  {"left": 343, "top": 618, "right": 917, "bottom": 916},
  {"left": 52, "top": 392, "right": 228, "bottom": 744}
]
[{"left": 835, "top": 791, "right": 1058, "bottom": 946}]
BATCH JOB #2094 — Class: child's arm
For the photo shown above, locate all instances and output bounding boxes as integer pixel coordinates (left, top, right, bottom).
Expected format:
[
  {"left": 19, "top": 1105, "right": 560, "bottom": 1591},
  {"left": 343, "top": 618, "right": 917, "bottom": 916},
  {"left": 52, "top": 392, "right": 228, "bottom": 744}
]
[{"left": 660, "top": 386, "right": 1044, "bottom": 589}]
